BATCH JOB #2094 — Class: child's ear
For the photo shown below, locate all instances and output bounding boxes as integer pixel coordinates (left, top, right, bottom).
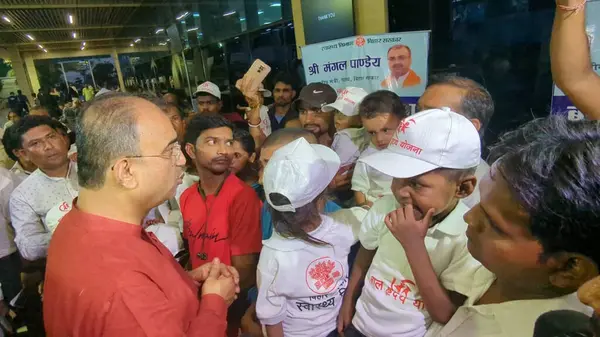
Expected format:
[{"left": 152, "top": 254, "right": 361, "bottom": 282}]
[
  {"left": 456, "top": 175, "right": 477, "bottom": 199},
  {"left": 548, "top": 252, "right": 598, "bottom": 293}
]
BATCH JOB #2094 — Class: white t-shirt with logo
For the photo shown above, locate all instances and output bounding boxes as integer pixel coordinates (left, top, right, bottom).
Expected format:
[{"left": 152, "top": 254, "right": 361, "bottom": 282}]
[
  {"left": 352, "top": 196, "right": 480, "bottom": 337},
  {"left": 351, "top": 146, "right": 393, "bottom": 203},
  {"left": 256, "top": 211, "right": 365, "bottom": 337}
]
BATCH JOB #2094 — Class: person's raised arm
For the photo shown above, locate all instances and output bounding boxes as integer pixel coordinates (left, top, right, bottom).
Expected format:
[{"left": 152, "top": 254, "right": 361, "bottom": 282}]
[{"left": 551, "top": 0, "right": 600, "bottom": 119}]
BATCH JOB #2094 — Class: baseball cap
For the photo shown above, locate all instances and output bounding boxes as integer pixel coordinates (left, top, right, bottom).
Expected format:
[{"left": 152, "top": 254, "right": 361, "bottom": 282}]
[
  {"left": 294, "top": 83, "right": 337, "bottom": 110},
  {"left": 264, "top": 137, "right": 341, "bottom": 213},
  {"left": 194, "top": 81, "right": 221, "bottom": 99},
  {"left": 360, "top": 108, "right": 481, "bottom": 178},
  {"left": 258, "top": 83, "right": 272, "bottom": 98},
  {"left": 322, "top": 87, "right": 368, "bottom": 116}
]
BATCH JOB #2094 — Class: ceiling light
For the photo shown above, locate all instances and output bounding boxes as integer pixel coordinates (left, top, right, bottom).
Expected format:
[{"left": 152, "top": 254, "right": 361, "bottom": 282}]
[
  {"left": 266, "top": 28, "right": 272, "bottom": 31},
  {"left": 81, "top": 46, "right": 85, "bottom": 50},
  {"left": 223, "top": 11, "right": 236, "bottom": 17},
  {"left": 129, "top": 43, "right": 134, "bottom": 47},
  {"left": 43, "top": 49, "right": 48, "bottom": 53},
  {"left": 72, "top": 32, "right": 77, "bottom": 38},
  {"left": 166, "top": 38, "right": 170, "bottom": 41},
  {"left": 2, "top": 16, "right": 10, "bottom": 23},
  {"left": 176, "top": 12, "right": 189, "bottom": 20},
  {"left": 193, "top": 13, "right": 200, "bottom": 17},
  {"left": 239, "top": 17, "right": 246, "bottom": 22},
  {"left": 159, "top": 42, "right": 167, "bottom": 46},
  {"left": 270, "top": 3, "right": 281, "bottom": 7},
  {"left": 38, "top": 44, "right": 44, "bottom": 49},
  {"left": 25, "top": 34, "right": 34, "bottom": 41},
  {"left": 218, "top": 42, "right": 223, "bottom": 48},
  {"left": 264, "top": 22, "right": 271, "bottom": 25},
  {"left": 155, "top": 28, "right": 164, "bottom": 34},
  {"left": 257, "top": 10, "right": 264, "bottom": 14},
  {"left": 68, "top": 14, "right": 74, "bottom": 24},
  {"left": 83, "top": 41, "right": 86, "bottom": 46},
  {"left": 134, "top": 38, "right": 141, "bottom": 43},
  {"left": 186, "top": 27, "right": 198, "bottom": 32}
]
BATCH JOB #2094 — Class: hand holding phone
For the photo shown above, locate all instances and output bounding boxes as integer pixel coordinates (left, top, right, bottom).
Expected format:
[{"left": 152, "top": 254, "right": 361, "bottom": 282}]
[{"left": 236, "top": 59, "right": 271, "bottom": 96}]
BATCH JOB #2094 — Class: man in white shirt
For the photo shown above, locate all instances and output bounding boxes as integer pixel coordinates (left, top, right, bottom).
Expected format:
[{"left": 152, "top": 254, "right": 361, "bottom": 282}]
[
  {"left": 9, "top": 116, "right": 78, "bottom": 262},
  {"left": 417, "top": 74, "right": 495, "bottom": 208},
  {"left": 0, "top": 168, "right": 19, "bottom": 304},
  {"left": 426, "top": 117, "right": 597, "bottom": 337}
]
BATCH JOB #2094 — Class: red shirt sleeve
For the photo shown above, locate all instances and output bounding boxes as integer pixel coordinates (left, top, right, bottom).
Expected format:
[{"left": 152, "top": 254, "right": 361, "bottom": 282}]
[
  {"left": 229, "top": 187, "right": 262, "bottom": 257},
  {"left": 103, "top": 271, "right": 227, "bottom": 337}
]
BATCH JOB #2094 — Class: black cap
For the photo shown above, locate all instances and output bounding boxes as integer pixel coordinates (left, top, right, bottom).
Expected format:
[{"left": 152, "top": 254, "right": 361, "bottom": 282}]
[{"left": 294, "top": 83, "right": 337, "bottom": 109}]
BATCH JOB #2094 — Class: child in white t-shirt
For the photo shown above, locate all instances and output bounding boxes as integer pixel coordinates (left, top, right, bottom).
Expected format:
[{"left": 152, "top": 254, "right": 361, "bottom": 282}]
[
  {"left": 352, "top": 90, "right": 408, "bottom": 207},
  {"left": 322, "top": 87, "right": 370, "bottom": 168},
  {"left": 256, "top": 137, "right": 366, "bottom": 337},
  {"left": 339, "top": 108, "right": 483, "bottom": 337}
]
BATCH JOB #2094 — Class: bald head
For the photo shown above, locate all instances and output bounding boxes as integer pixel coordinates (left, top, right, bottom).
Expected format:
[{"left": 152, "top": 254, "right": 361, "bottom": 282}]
[
  {"left": 77, "top": 93, "right": 153, "bottom": 189},
  {"left": 262, "top": 128, "right": 317, "bottom": 149}
]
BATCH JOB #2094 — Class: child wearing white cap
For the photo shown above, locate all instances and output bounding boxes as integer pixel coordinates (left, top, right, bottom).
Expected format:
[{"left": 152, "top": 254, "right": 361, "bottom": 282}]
[
  {"left": 322, "top": 87, "right": 370, "bottom": 168},
  {"left": 352, "top": 91, "right": 408, "bottom": 208},
  {"left": 256, "top": 138, "right": 366, "bottom": 337},
  {"left": 338, "top": 108, "right": 482, "bottom": 337}
]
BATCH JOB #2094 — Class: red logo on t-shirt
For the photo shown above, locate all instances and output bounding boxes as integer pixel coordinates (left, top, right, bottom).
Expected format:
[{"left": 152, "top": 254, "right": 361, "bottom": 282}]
[
  {"left": 355, "top": 36, "right": 366, "bottom": 47},
  {"left": 306, "top": 257, "right": 343, "bottom": 294}
]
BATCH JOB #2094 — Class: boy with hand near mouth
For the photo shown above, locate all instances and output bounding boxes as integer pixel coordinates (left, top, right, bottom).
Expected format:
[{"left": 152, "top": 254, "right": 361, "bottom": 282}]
[
  {"left": 339, "top": 108, "right": 482, "bottom": 337},
  {"left": 352, "top": 91, "right": 408, "bottom": 208}
]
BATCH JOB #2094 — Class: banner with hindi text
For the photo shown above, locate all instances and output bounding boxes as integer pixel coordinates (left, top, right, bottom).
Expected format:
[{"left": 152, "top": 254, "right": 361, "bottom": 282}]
[{"left": 301, "top": 31, "right": 430, "bottom": 113}]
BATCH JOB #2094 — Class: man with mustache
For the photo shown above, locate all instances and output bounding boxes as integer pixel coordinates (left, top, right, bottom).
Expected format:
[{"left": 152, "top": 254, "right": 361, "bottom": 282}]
[
  {"left": 296, "top": 83, "right": 337, "bottom": 147},
  {"left": 180, "top": 115, "right": 262, "bottom": 336},
  {"left": 380, "top": 45, "right": 422, "bottom": 91},
  {"left": 267, "top": 72, "right": 298, "bottom": 132}
]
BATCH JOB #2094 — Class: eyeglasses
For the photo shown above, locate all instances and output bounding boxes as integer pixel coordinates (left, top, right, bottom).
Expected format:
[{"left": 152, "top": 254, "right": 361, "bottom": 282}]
[
  {"left": 125, "top": 143, "right": 183, "bottom": 162},
  {"left": 112, "top": 143, "right": 183, "bottom": 170}
]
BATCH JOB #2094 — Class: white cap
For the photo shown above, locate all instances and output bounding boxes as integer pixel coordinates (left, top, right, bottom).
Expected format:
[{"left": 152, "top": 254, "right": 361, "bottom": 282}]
[
  {"left": 322, "top": 87, "right": 368, "bottom": 116},
  {"left": 264, "top": 138, "right": 341, "bottom": 213},
  {"left": 194, "top": 81, "right": 221, "bottom": 99},
  {"left": 258, "top": 83, "right": 272, "bottom": 98},
  {"left": 360, "top": 108, "right": 481, "bottom": 178}
]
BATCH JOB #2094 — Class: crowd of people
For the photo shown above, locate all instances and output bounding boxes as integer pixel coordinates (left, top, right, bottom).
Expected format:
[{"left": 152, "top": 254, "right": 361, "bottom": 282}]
[{"left": 0, "top": 1, "right": 598, "bottom": 336}]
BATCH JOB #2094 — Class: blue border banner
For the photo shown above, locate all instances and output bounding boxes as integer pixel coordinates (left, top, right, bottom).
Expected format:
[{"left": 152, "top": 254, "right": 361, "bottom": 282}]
[{"left": 301, "top": 31, "right": 431, "bottom": 114}]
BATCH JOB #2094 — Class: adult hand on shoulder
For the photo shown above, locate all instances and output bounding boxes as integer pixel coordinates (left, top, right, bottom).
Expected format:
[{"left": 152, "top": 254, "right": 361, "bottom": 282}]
[
  {"left": 384, "top": 204, "right": 435, "bottom": 247},
  {"left": 201, "top": 258, "right": 240, "bottom": 306}
]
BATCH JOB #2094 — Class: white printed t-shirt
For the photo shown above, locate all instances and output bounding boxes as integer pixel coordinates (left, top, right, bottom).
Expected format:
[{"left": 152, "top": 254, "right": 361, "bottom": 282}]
[
  {"left": 256, "top": 213, "right": 362, "bottom": 337},
  {"left": 0, "top": 168, "right": 16, "bottom": 259},
  {"left": 352, "top": 196, "right": 480, "bottom": 337},
  {"left": 352, "top": 146, "right": 393, "bottom": 203},
  {"left": 425, "top": 266, "right": 592, "bottom": 337},
  {"left": 332, "top": 128, "right": 369, "bottom": 167}
]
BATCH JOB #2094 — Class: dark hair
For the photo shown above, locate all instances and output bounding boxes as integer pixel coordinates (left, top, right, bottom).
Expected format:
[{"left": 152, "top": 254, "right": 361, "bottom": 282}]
[
  {"left": 262, "top": 128, "right": 317, "bottom": 149},
  {"left": 489, "top": 117, "right": 600, "bottom": 267},
  {"left": 233, "top": 129, "right": 255, "bottom": 155},
  {"left": 76, "top": 92, "right": 141, "bottom": 189},
  {"left": 153, "top": 99, "right": 186, "bottom": 119},
  {"left": 388, "top": 44, "right": 412, "bottom": 57},
  {"left": 272, "top": 72, "right": 298, "bottom": 91},
  {"left": 359, "top": 90, "right": 408, "bottom": 119},
  {"left": 13, "top": 115, "right": 66, "bottom": 149},
  {"left": 17, "top": 90, "right": 22, "bottom": 95},
  {"left": 428, "top": 74, "right": 494, "bottom": 135},
  {"left": 2, "top": 125, "right": 19, "bottom": 162},
  {"left": 267, "top": 192, "right": 329, "bottom": 246},
  {"left": 184, "top": 115, "right": 233, "bottom": 147}
]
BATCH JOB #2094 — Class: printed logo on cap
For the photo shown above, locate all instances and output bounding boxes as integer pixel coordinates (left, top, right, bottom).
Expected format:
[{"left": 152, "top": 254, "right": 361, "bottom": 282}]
[{"left": 389, "top": 117, "right": 423, "bottom": 156}]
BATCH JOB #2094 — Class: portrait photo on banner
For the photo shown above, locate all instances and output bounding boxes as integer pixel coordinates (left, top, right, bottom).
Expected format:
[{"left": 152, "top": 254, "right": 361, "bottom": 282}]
[{"left": 301, "top": 31, "right": 430, "bottom": 105}]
